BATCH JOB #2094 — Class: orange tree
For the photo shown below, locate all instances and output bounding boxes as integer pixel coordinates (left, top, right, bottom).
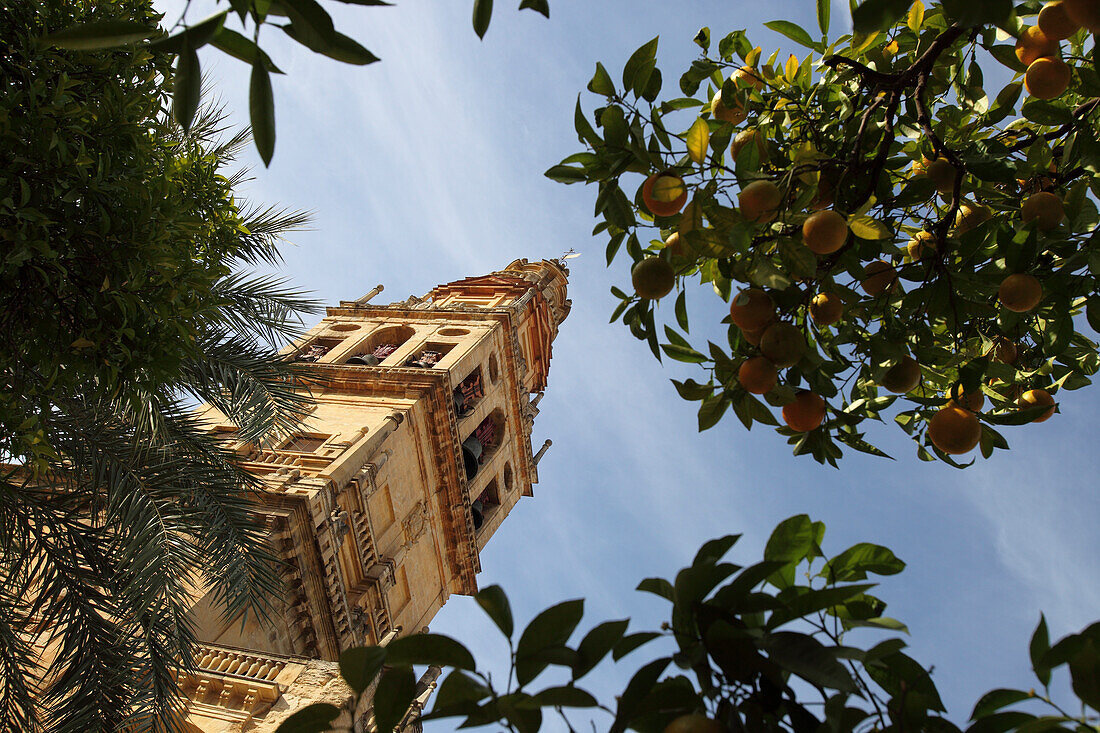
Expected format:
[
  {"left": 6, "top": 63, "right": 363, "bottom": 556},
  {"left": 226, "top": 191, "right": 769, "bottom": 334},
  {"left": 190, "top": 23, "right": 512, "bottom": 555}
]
[
  {"left": 276, "top": 515, "right": 1100, "bottom": 733},
  {"left": 546, "top": 0, "right": 1100, "bottom": 466}
]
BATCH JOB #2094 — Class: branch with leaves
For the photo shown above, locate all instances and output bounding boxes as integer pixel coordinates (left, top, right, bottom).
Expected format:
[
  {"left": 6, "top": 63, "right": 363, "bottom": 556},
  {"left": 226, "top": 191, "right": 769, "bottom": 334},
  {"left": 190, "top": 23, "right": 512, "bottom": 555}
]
[
  {"left": 38, "top": 0, "right": 551, "bottom": 165},
  {"left": 277, "top": 515, "right": 1100, "bottom": 733},
  {"left": 546, "top": 0, "right": 1100, "bottom": 467}
]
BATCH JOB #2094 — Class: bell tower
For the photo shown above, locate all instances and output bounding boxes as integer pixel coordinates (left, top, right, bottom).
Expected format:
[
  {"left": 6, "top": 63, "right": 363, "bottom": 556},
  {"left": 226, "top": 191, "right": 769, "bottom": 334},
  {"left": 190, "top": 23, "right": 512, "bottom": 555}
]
[{"left": 182, "top": 259, "right": 570, "bottom": 731}]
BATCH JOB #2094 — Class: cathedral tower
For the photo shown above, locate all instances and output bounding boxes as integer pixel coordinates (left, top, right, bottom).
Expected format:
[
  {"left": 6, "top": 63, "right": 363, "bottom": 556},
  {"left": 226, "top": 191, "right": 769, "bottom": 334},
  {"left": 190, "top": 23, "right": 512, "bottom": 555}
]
[{"left": 182, "top": 259, "right": 570, "bottom": 731}]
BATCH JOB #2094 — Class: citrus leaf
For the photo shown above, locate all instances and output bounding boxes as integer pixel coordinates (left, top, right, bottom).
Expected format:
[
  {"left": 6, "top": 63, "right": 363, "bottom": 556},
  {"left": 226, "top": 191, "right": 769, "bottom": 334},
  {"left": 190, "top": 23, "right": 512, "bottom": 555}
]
[
  {"left": 339, "top": 646, "right": 386, "bottom": 694},
  {"left": 172, "top": 44, "right": 201, "bottom": 132},
  {"left": 273, "top": 703, "right": 342, "bottom": 733},
  {"left": 475, "top": 585, "right": 514, "bottom": 638},
  {"left": 384, "top": 633, "right": 476, "bottom": 670},
  {"left": 39, "top": 21, "right": 155, "bottom": 50},
  {"left": 249, "top": 61, "right": 276, "bottom": 166},
  {"left": 687, "top": 117, "right": 710, "bottom": 164},
  {"left": 849, "top": 215, "right": 892, "bottom": 240},
  {"left": 763, "top": 20, "right": 822, "bottom": 52},
  {"left": 472, "top": 0, "right": 493, "bottom": 38}
]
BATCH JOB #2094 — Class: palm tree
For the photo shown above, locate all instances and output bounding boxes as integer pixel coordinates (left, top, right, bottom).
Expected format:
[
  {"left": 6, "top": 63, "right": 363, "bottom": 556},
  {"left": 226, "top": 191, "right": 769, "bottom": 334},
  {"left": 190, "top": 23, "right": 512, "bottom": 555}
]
[{"left": 0, "top": 5, "right": 321, "bottom": 728}]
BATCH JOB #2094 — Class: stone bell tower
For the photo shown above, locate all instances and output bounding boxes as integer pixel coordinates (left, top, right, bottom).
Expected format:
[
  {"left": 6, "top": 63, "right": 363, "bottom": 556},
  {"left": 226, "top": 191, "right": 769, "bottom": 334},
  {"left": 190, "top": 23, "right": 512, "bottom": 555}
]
[{"left": 182, "top": 259, "right": 570, "bottom": 731}]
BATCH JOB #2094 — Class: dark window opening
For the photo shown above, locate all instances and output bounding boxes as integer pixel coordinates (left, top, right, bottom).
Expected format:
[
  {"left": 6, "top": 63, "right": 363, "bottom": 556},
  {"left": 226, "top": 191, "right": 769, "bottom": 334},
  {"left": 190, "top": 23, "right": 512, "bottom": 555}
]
[
  {"left": 471, "top": 479, "right": 500, "bottom": 531},
  {"left": 294, "top": 337, "right": 343, "bottom": 363},
  {"left": 346, "top": 325, "right": 416, "bottom": 366},
  {"left": 461, "top": 410, "right": 504, "bottom": 480},
  {"left": 453, "top": 369, "right": 484, "bottom": 417},
  {"left": 405, "top": 342, "right": 454, "bottom": 369},
  {"left": 281, "top": 434, "right": 327, "bottom": 453}
]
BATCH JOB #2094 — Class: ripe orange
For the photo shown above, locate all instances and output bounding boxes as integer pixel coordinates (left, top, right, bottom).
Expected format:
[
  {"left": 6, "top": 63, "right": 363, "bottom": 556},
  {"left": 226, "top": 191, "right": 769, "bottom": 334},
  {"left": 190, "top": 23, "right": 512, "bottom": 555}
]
[
  {"left": 809, "top": 292, "right": 844, "bottom": 326},
  {"left": 741, "top": 325, "right": 767, "bottom": 346},
  {"left": 998, "top": 273, "right": 1043, "bottom": 312},
  {"left": 861, "top": 260, "right": 897, "bottom": 297},
  {"left": 642, "top": 172, "right": 688, "bottom": 217},
  {"left": 782, "top": 390, "right": 827, "bottom": 432},
  {"left": 711, "top": 89, "right": 746, "bottom": 125},
  {"left": 1039, "top": 1, "right": 1080, "bottom": 39},
  {"left": 882, "top": 356, "right": 922, "bottom": 394},
  {"left": 928, "top": 404, "right": 982, "bottom": 455},
  {"left": 664, "top": 713, "right": 724, "bottom": 733},
  {"left": 729, "top": 289, "right": 775, "bottom": 331},
  {"left": 924, "top": 157, "right": 957, "bottom": 194},
  {"left": 1063, "top": 0, "right": 1100, "bottom": 32},
  {"left": 907, "top": 230, "right": 939, "bottom": 260},
  {"left": 1025, "top": 57, "right": 1071, "bottom": 99},
  {"left": 1015, "top": 26, "right": 1059, "bottom": 67},
  {"left": 632, "top": 257, "right": 675, "bottom": 300},
  {"left": 730, "top": 129, "right": 767, "bottom": 161},
  {"left": 993, "top": 338, "right": 1019, "bottom": 364},
  {"left": 1021, "top": 191, "right": 1065, "bottom": 229},
  {"left": 738, "top": 356, "right": 778, "bottom": 394},
  {"left": 1018, "top": 388, "right": 1056, "bottom": 422},
  {"left": 948, "top": 384, "right": 985, "bottom": 412},
  {"left": 955, "top": 202, "right": 992, "bottom": 233},
  {"left": 733, "top": 65, "right": 765, "bottom": 92},
  {"left": 802, "top": 210, "right": 848, "bottom": 255},
  {"left": 759, "top": 322, "right": 806, "bottom": 368},
  {"left": 738, "top": 180, "right": 782, "bottom": 224}
]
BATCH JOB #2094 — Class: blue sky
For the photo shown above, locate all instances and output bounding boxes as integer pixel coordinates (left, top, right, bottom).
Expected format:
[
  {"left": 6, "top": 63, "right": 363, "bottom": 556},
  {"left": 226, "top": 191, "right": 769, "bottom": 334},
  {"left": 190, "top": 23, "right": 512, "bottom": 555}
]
[{"left": 156, "top": 0, "right": 1100, "bottom": 725}]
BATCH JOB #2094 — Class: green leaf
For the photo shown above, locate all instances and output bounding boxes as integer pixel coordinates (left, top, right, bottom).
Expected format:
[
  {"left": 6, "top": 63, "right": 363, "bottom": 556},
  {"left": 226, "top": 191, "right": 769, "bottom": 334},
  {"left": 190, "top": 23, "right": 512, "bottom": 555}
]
[
  {"left": 373, "top": 666, "right": 417, "bottom": 733},
  {"left": 1029, "top": 614, "right": 1052, "bottom": 687},
  {"left": 173, "top": 45, "right": 201, "bottom": 132},
  {"left": 518, "top": 0, "right": 550, "bottom": 18},
  {"left": 282, "top": 0, "right": 337, "bottom": 48},
  {"left": 39, "top": 21, "right": 155, "bottom": 50},
  {"left": 694, "top": 535, "right": 740, "bottom": 567},
  {"left": 763, "top": 20, "right": 823, "bottom": 52},
  {"left": 384, "top": 633, "right": 476, "bottom": 670},
  {"left": 764, "top": 514, "right": 816, "bottom": 564},
  {"left": 431, "top": 670, "right": 490, "bottom": 713},
  {"left": 472, "top": 0, "right": 493, "bottom": 38},
  {"left": 613, "top": 632, "right": 661, "bottom": 661},
  {"left": 148, "top": 11, "right": 227, "bottom": 53},
  {"left": 273, "top": 703, "right": 342, "bottom": 733},
  {"left": 1022, "top": 99, "right": 1074, "bottom": 126},
  {"left": 822, "top": 543, "right": 905, "bottom": 581},
  {"left": 611, "top": 657, "right": 672, "bottom": 733},
  {"left": 686, "top": 117, "right": 709, "bottom": 164},
  {"left": 622, "top": 37, "right": 660, "bottom": 93},
  {"left": 282, "top": 25, "right": 379, "bottom": 64},
  {"left": 817, "top": 0, "right": 831, "bottom": 34},
  {"left": 761, "top": 632, "right": 857, "bottom": 692},
  {"left": 339, "top": 646, "right": 386, "bottom": 694},
  {"left": 524, "top": 686, "right": 598, "bottom": 708},
  {"left": 675, "top": 290, "right": 689, "bottom": 332},
  {"left": 662, "top": 343, "right": 708, "bottom": 363},
  {"left": 849, "top": 215, "right": 892, "bottom": 240},
  {"left": 516, "top": 599, "right": 584, "bottom": 686},
  {"left": 588, "top": 62, "right": 615, "bottom": 96},
  {"left": 867, "top": 651, "right": 945, "bottom": 711},
  {"left": 768, "top": 583, "right": 878, "bottom": 629},
  {"left": 1069, "top": 638, "right": 1100, "bottom": 710},
  {"left": 698, "top": 393, "right": 729, "bottom": 431},
  {"left": 851, "top": 0, "right": 910, "bottom": 33},
  {"left": 574, "top": 619, "right": 630, "bottom": 679},
  {"left": 475, "top": 584, "right": 514, "bottom": 638},
  {"left": 544, "top": 165, "right": 587, "bottom": 184},
  {"left": 249, "top": 61, "right": 276, "bottom": 166},
  {"left": 970, "top": 689, "right": 1033, "bottom": 720},
  {"left": 941, "top": 0, "right": 1012, "bottom": 26},
  {"left": 637, "top": 577, "right": 674, "bottom": 601},
  {"left": 210, "top": 27, "right": 284, "bottom": 73}
]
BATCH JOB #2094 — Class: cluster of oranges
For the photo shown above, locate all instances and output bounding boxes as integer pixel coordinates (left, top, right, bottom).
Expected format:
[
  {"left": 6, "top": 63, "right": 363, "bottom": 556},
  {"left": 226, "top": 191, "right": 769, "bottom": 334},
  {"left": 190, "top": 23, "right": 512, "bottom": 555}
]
[
  {"left": 623, "top": 5, "right": 1087, "bottom": 456},
  {"left": 1018, "top": 0, "right": 1099, "bottom": 99}
]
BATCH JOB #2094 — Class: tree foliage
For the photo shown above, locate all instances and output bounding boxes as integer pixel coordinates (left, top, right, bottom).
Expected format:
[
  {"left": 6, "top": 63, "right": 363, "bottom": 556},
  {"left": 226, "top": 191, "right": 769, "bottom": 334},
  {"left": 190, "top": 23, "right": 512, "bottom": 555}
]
[
  {"left": 277, "top": 515, "right": 1100, "bottom": 733},
  {"left": 38, "top": 0, "right": 552, "bottom": 165},
  {"left": 548, "top": 0, "right": 1100, "bottom": 466},
  {"left": 1, "top": 2, "right": 318, "bottom": 730}
]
